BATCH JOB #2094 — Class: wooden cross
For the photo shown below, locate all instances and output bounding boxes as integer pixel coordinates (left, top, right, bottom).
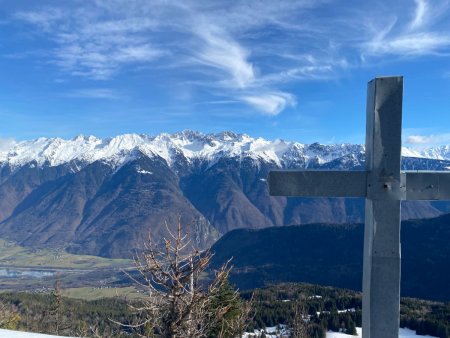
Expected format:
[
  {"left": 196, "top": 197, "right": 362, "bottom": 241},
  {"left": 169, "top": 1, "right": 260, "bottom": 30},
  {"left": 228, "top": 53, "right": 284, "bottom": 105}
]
[{"left": 269, "top": 77, "right": 450, "bottom": 338}]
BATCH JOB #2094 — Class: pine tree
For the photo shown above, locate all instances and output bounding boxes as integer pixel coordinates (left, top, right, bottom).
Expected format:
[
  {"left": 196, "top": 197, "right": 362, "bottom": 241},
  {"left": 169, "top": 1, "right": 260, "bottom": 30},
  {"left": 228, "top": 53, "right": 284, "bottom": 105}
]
[
  {"left": 347, "top": 318, "right": 357, "bottom": 336},
  {"left": 49, "top": 275, "right": 70, "bottom": 335},
  {"left": 208, "top": 279, "right": 253, "bottom": 337},
  {"left": 50, "top": 277, "right": 62, "bottom": 335}
]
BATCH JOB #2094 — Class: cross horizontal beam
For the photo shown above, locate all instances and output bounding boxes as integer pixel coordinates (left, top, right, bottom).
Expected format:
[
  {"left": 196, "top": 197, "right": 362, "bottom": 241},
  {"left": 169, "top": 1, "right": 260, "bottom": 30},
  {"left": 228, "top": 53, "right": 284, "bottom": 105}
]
[
  {"left": 268, "top": 170, "right": 450, "bottom": 200},
  {"left": 404, "top": 171, "right": 450, "bottom": 200}
]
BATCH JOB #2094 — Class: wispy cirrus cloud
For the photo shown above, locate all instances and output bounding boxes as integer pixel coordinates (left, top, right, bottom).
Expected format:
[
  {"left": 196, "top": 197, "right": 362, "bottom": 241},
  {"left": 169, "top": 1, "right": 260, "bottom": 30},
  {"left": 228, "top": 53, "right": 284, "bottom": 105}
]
[
  {"left": 10, "top": 1, "right": 321, "bottom": 115},
  {"left": 193, "top": 22, "right": 255, "bottom": 89},
  {"left": 65, "top": 88, "right": 124, "bottom": 100},
  {"left": 188, "top": 17, "right": 297, "bottom": 114},
  {"left": 410, "top": 0, "right": 429, "bottom": 29},
  {"left": 258, "top": 56, "right": 348, "bottom": 86},
  {"left": 366, "top": 32, "right": 450, "bottom": 56},
  {"left": 53, "top": 42, "right": 166, "bottom": 79},
  {"left": 10, "top": 0, "right": 450, "bottom": 116},
  {"left": 15, "top": 5, "right": 167, "bottom": 80},
  {"left": 363, "top": 0, "right": 450, "bottom": 56}
]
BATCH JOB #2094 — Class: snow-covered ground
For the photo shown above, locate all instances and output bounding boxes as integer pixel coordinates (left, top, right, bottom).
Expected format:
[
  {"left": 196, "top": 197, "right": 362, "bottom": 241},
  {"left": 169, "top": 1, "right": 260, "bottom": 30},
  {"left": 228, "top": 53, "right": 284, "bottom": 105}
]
[
  {"left": 0, "top": 330, "right": 76, "bottom": 338},
  {"left": 326, "top": 327, "right": 437, "bottom": 338},
  {"left": 243, "top": 326, "right": 438, "bottom": 338},
  {"left": 242, "top": 325, "right": 288, "bottom": 337}
]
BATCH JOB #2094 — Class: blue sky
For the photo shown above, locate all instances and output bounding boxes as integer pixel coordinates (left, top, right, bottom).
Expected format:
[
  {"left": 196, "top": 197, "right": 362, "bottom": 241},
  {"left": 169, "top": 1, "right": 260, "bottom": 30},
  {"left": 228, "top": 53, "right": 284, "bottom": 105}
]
[{"left": 1, "top": 0, "right": 450, "bottom": 147}]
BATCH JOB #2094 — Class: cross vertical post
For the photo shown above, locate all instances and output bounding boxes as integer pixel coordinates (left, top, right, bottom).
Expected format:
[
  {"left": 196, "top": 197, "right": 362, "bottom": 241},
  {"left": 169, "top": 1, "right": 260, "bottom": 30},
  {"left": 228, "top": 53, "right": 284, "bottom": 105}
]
[{"left": 363, "top": 77, "right": 403, "bottom": 338}]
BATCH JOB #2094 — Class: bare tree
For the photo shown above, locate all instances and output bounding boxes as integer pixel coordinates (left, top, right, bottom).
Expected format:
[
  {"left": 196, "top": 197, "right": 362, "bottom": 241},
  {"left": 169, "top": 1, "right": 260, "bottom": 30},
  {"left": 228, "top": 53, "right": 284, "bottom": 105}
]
[{"left": 119, "top": 218, "right": 251, "bottom": 338}]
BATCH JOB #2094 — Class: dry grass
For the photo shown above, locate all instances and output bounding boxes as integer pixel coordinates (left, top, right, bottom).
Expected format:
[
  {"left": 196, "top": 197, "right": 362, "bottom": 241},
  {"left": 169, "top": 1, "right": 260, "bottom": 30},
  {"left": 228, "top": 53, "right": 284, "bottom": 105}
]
[{"left": 0, "top": 239, "right": 131, "bottom": 269}]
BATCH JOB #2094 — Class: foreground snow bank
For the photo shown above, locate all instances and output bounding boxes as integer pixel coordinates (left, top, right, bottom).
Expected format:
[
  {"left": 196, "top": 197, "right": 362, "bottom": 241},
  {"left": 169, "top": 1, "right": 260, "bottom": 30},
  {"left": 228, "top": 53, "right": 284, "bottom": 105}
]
[
  {"left": 0, "top": 326, "right": 437, "bottom": 338},
  {"left": 326, "top": 327, "right": 438, "bottom": 338},
  {"left": 0, "top": 329, "right": 77, "bottom": 338}
]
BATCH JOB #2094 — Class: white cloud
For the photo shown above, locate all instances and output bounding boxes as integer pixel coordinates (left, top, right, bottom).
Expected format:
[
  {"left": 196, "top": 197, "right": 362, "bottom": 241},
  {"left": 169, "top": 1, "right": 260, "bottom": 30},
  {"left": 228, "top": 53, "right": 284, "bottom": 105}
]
[
  {"left": 0, "top": 138, "right": 16, "bottom": 152},
  {"left": 407, "top": 135, "right": 430, "bottom": 144},
  {"left": 15, "top": 8, "right": 65, "bottom": 31},
  {"left": 406, "top": 133, "right": 450, "bottom": 146},
  {"left": 241, "top": 92, "right": 296, "bottom": 116}
]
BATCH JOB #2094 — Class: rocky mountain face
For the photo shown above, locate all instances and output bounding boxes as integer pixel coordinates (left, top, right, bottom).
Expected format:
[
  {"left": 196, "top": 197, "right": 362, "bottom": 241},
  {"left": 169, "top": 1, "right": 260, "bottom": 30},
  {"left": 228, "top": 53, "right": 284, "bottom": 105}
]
[{"left": 0, "top": 131, "right": 449, "bottom": 258}]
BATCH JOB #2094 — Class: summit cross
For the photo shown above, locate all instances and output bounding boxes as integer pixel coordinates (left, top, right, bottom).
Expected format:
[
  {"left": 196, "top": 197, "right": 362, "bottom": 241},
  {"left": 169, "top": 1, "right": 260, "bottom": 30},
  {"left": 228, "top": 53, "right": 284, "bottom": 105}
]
[{"left": 268, "top": 77, "right": 450, "bottom": 338}]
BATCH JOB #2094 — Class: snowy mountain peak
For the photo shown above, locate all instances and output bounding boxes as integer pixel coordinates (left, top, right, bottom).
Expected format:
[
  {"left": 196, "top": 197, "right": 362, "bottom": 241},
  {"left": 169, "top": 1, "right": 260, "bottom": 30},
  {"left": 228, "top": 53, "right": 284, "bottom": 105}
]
[{"left": 0, "top": 131, "right": 449, "bottom": 172}]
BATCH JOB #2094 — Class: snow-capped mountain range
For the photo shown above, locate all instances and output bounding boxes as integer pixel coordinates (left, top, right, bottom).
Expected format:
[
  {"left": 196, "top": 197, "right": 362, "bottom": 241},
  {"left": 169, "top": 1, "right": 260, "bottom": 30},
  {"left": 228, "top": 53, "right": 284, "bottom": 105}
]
[
  {"left": 1, "top": 130, "right": 449, "bottom": 258},
  {"left": 1, "top": 130, "right": 449, "bottom": 171}
]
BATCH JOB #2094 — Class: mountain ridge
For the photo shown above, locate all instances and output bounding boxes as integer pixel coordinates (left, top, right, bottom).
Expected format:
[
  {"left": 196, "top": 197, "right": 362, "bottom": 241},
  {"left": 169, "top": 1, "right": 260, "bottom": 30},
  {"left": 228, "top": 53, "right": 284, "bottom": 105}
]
[{"left": 2, "top": 130, "right": 449, "bottom": 172}]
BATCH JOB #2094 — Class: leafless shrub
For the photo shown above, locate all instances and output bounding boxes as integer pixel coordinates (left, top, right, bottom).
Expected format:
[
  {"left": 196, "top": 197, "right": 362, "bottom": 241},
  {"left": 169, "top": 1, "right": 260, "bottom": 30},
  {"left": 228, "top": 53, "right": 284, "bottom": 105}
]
[{"left": 0, "top": 300, "right": 20, "bottom": 330}]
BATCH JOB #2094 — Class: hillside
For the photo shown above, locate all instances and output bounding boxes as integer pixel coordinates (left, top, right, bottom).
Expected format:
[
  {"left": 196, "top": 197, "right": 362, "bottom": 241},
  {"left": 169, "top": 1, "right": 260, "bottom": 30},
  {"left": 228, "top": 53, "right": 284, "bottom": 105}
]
[{"left": 210, "top": 213, "right": 450, "bottom": 302}]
